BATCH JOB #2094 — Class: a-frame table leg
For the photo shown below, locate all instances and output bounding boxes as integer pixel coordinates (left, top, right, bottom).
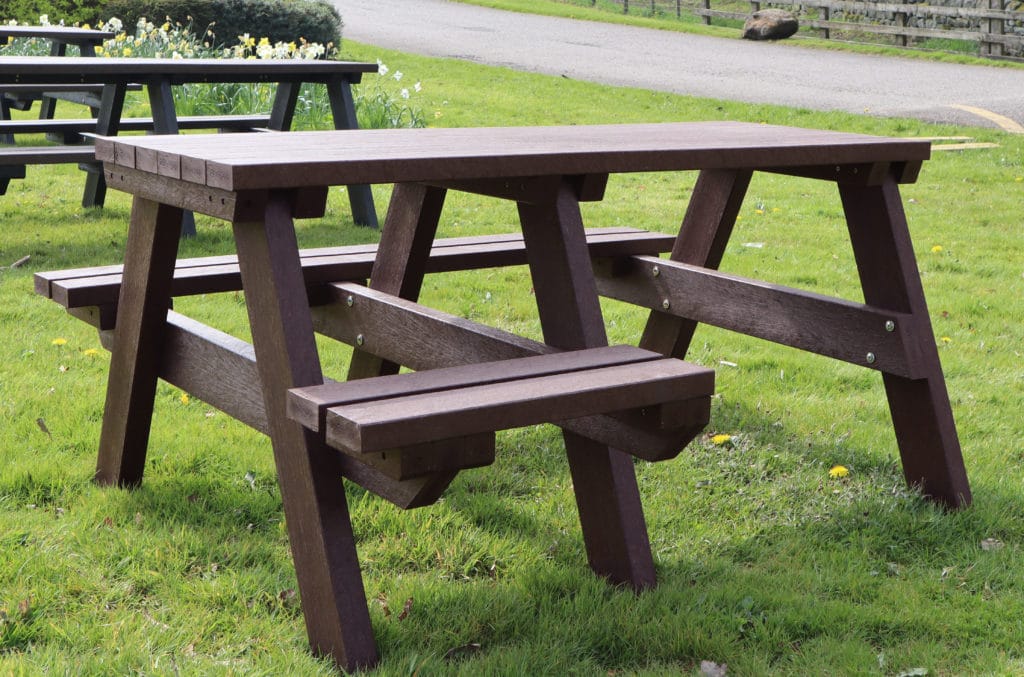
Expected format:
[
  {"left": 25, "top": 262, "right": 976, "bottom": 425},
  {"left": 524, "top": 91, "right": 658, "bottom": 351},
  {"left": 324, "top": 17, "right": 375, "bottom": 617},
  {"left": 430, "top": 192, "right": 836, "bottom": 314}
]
[
  {"left": 839, "top": 176, "right": 971, "bottom": 508},
  {"left": 232, "top": 193, "right": 378, "bottom": 671},
  {"left": 95, "top": 197, "right": 183, "bottom": 486},
  {"left": 518, "top": 178, "right": 657, "bottom": 590}
]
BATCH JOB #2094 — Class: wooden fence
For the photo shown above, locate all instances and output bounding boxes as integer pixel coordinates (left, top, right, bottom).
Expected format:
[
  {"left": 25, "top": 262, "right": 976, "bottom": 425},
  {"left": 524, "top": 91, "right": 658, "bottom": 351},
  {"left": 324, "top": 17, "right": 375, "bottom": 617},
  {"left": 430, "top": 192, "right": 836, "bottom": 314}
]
[{"left": 584, "top": 0, "right": 1024, "bottom": 59}]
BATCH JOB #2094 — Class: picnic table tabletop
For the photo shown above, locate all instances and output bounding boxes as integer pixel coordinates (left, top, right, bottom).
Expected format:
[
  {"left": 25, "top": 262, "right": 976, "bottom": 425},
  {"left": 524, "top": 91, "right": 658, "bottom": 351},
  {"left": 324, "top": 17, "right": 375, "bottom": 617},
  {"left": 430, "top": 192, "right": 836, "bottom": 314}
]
[
  {"left": 0, "top": 25, "right": 115, "bottom": 42},
  {"left": 0, "top": 55, "right": 380, "bottom": 84},
  {"left": 96, "top": 121, "right": 932, "bottom": 191}
]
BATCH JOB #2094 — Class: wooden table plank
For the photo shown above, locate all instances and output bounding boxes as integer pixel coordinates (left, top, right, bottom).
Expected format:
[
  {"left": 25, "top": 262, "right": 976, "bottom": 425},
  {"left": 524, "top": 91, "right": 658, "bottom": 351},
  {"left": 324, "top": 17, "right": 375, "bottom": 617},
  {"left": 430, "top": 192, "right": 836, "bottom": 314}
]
[
  {"left": 94, "top": 122, "right": 931, "bottom": 191},
  {"left": 0, "top": 25, "right": 114, "bottom": 41}
]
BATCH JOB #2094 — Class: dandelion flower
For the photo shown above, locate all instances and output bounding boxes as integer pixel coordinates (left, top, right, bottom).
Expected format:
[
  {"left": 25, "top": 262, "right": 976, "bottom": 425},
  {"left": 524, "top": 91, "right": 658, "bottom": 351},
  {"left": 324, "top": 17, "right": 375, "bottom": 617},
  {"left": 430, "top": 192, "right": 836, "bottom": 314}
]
[
  {"left": 829, "top": 465, "right": 850, "bottom": 479},
  {"left": 180, "top": 393, "right": 190, "bottom": 405},
  {"left": 931, "top": 245, "right": 943, "bottom": 253},
  {"left": 83, "top": 348, "right": 99, "bottom": 357},
  {"left": 51, "top": 337, "right": 68, "bottom": 346},
  {"left": 710, "top": 433, "right": 732, "bottom": 445},
  {"left": 941, "top": 336, "right": 952, "bottom": 344},
  {"left": 755, "top": 209, "right": 765, "bottom": 215}
]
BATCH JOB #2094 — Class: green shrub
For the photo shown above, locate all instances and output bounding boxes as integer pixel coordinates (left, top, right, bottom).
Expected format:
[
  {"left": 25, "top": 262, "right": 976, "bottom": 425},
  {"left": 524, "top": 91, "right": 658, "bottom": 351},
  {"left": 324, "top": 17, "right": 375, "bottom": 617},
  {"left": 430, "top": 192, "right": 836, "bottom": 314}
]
[
  {"left": 101, "top": 0, "right": 342, "bottom": 48},
  {"left": 4, "top": 0, "right": 103, "bottom": 25}
]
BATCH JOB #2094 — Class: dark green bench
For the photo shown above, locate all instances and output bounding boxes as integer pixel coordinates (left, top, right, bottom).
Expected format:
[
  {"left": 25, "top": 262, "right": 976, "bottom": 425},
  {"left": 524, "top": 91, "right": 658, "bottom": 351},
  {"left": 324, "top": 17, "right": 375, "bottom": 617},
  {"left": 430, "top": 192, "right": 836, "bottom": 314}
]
[
  {"left": 0, "top": 145, "right": 96, "bottom": 194},
  {"left": 0, "top": 113, "right": 272, "bottom": 143}
]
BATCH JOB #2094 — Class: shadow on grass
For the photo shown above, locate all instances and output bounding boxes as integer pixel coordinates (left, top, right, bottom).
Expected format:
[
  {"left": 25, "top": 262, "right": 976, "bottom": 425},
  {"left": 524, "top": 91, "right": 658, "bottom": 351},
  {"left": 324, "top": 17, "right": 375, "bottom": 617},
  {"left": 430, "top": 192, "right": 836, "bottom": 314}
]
[{"left": 23, "top": 388, "right": 1018, "bottom": 672}]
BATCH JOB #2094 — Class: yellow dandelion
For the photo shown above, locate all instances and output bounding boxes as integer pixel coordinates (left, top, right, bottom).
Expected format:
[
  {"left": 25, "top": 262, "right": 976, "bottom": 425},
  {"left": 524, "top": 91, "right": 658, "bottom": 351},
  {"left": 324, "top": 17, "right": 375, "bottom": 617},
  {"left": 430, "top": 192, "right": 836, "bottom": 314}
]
[
  {"left": 711, "top": 433, "right": 732, "bottom": 445},
  {"left": 931, "top": 245, "right": 943, "bottom": 253},
  {"left": 771, "top": 207, "right": 780, "bottom": 213},
  {"left": 755, "top": 209, "right": 765, "bottom": 215},
  {"left": 941, "top": 336, "right": 952, "bottom": 344},
  {"left": 83, "top": 348, "right": 99, "bottom": 357},
  {"left": 1015, "top": 176, "right": 1023, "bottom": 182},
  {"left": 828, "top": 465, "right": 850, "bottom": 479},
  {"left": 180, "top": 393, "right": 190, "bottom": 405},
  {"left": 434, "top": 110, "right": 443, "bottom": 119},
  {"left": 51, "top": 337, "right": 68, "bottom": 346}
]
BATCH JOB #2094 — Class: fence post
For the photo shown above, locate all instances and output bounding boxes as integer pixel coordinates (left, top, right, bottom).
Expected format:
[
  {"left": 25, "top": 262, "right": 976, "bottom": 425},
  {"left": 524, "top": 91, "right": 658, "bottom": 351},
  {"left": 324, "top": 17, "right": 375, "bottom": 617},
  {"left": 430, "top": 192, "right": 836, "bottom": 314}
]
[
  {"left": 624, "top": 0, "right": 629, "bottom": 13},
  {"left": 895, "top": 11, "right": 909, "bottom": 46},
  {"left": 822, "top": 6, "right": 831, "bottom": 39},
  {"left": 981, "top": 0, "right": 1006, "bottom": 57},
  {"left": 677, "top": 0, "right": 682, "bottom": 17},
  {"left": 702, "top": 0, "right": 712, "bottom": 25}
]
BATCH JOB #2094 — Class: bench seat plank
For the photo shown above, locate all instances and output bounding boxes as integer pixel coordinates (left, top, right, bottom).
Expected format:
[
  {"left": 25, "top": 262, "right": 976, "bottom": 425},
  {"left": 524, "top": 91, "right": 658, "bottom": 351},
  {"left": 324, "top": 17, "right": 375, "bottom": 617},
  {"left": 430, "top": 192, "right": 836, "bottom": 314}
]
[
  {"left": 0, "top": 114, "right": 272, "bottom": 136},
  {"left": 289, "top": 344, "right": 662, "bottom": 432},
  {"left": 320, "top": 352, "right": 714, "bottom": 454},
  {"left": 35, "top": 227, "right": 675, "bottom": 312},
  {"left": 0, "top": 145, "right": 96, "bottom": 164}
]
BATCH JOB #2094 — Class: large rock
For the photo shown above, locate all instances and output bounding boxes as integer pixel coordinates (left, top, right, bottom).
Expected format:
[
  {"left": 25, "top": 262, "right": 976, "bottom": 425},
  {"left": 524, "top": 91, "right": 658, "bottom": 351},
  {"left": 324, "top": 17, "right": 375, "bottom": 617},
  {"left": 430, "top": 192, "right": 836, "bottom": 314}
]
[{"left": 742, "top": 9, "right": 799, "bottom": 41}]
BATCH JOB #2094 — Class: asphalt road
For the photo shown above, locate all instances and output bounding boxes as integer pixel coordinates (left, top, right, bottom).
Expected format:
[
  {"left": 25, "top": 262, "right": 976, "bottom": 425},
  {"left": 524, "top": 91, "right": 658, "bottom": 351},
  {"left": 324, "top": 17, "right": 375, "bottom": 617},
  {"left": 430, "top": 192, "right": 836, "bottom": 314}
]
[{"left": 336, "top": 0, "right": 1024, "bottom": 131}]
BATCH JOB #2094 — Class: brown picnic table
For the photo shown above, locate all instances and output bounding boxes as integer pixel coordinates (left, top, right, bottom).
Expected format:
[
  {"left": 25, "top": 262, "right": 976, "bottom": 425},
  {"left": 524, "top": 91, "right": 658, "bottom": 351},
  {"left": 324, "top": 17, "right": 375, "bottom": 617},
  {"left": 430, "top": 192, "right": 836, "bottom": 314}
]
[
  {"left": 34, "top": 121, "right": 970, "bottom": 671},
  {"left": 0, "top": 56, "right": 380, "bottom": 233}
]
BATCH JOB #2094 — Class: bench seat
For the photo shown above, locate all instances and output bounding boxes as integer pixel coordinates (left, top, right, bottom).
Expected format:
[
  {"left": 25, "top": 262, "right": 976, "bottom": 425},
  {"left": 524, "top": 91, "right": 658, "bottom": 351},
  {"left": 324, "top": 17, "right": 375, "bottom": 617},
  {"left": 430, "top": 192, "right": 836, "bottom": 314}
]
[
  {"left": 0, "top": 145, "right": 97, "bottom": 194},
  {"left": 0, "top": 114, "right": 273, "bottom": 142},
  {"left": 0, "top": 145, "right": 97, "bottom": 165},
  {"left": 288, "top": 345, "right": 714, "bottom": 480},
  {"left": 34, "top": 227, "right": 677, "bottom": 326},
  {"left": 1, "top": 82, "right": 143, "bottom": 105}
]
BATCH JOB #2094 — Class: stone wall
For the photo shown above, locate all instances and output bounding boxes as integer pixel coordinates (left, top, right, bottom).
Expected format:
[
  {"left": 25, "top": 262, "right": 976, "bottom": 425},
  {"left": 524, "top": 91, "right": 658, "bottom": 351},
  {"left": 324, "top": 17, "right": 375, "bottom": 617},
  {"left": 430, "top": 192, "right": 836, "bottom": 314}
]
[{"left": 832, "top": 0, "right": 1024, "bottom": 57}]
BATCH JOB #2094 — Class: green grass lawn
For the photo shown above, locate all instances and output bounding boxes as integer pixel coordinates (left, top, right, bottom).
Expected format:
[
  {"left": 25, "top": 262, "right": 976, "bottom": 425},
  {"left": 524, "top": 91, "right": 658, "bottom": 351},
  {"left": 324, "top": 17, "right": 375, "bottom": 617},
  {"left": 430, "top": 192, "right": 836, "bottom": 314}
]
[{"left": 1, "top": 40, "right": 1023, "bottom": 675}]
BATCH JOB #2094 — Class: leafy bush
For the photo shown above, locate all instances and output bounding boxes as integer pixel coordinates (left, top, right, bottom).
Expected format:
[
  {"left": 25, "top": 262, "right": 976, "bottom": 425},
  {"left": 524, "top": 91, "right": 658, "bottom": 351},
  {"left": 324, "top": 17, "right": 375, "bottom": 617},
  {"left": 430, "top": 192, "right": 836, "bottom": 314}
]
[
  {"left": 102, "top": 0, "right": 342, "bottom": 48},
  {"left": 3, "top": 0, "right": 102, "bottom": 25}
]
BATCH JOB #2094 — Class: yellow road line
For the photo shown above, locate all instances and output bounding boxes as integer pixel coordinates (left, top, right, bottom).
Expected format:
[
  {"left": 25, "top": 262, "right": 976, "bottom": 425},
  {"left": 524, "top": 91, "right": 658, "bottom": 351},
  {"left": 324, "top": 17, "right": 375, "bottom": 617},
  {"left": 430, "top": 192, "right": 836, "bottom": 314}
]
[
  {"left": 950, "top": 104, "right": 1024, "bottom": 134},
  {"left": 930, "top": 142, "right": 1000, "bottom": 151}
]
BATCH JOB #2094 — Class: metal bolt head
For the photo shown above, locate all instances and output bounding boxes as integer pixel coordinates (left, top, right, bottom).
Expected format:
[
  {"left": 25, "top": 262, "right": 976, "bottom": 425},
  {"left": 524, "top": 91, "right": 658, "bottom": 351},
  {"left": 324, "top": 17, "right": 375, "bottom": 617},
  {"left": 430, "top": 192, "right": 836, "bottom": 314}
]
[
  {"left": 356, "top": 334, "right": 365, "bottom": 346},
  {"left": 346, "top": 295, "right": 355, "bottom": 307},
  {"left": 662, "top": 299, "right": 671, "bottom": 310},
  {"left": 885, "top": 320, "right": 895, "bottom": 332},
  {"left": 652, "top": 266, "right": 661, "bottom": 277},
  {"left": 866, "top": 352, "right": 876, "bottom": 364}
]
